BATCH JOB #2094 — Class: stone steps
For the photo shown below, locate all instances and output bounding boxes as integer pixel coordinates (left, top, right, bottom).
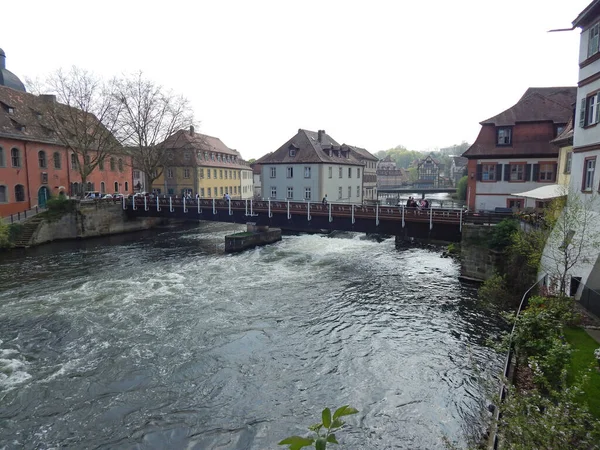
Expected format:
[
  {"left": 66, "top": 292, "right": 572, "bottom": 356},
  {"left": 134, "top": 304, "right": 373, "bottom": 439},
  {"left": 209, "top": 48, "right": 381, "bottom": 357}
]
[{"left": 13, "top": 216, "right": 45, "bottom": 248}]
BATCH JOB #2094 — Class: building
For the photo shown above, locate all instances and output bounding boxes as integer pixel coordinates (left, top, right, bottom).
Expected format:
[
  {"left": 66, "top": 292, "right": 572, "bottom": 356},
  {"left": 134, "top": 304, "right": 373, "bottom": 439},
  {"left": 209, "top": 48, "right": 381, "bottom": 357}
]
[
  {"left": 462, "top": 87, "right": 576, "bottom": 211},
  {"left": 416, "top": 155, "right": 442, "bottom": 188},
  {"left": 376, "top": 155, "right": 409, "bottom": 189},
  {"left": 251, "top": 162, "right": 262, "bottom": 198},
  {"left": 349, "top": 146, "right": 378, "bottom": 201},
  {"left": 552, "top": 116, "right": 574, "bottom": 188},
  {"left": 0, "top": 49, "right": 131, "bottom": 217},
  {"left": 449, "top": 156, "right": 468, "bottom": 186},
  {"left": 153, "top": 127, "right": 252, "bottom": 199},
  {"left": 256, "top": 129, "right": 364, "bottom": 203}
]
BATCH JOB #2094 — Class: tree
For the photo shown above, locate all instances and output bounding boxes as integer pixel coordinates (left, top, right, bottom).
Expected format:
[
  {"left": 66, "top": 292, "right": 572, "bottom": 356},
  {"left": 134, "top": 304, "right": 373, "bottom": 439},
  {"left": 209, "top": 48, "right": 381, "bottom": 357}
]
[
  {"left": 38, "top": 67, "right": 122, "bottom": 194},
  {"left": 540, "top": 187, "right": 600, "bottom": 295},
  {"left": 115, "top": 72, "right": 195, "bottom": 190},
  {"left": 456, "top": 175, "right": 468, "bottom": 200}
]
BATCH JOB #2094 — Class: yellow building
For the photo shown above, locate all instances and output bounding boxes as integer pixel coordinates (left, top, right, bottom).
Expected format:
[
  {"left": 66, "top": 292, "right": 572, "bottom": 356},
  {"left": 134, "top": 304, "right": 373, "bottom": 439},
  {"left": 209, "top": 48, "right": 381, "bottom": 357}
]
[
  {"left": 152, "top": 127, "right": 252, "bottom": 198},
  {"left": 553, "top": 117, "right": 573, "bottom": 189}
]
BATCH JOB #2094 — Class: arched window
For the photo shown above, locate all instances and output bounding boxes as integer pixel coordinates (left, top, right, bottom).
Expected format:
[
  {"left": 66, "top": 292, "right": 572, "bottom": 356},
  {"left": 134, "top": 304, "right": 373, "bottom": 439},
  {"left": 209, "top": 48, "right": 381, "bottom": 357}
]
[
  {"left": 87, "top": 182, "right": 93, "bottom": 191},
  {"left": 98, "top": 158, "right": 104, "bottom": 171},
  {"left": 53, "top": 152, "right": 61, "bottom": 169},
  {"left": 84, "top": 154, "right": 91, "bottom": 165},
  {"left": 71, "top": 154, "right": 78, "bottom": 169},
  {"left": 114, "top": 181, "right": 118, "bottom": 192},
  {"left": 118, "top": 158, "right": 123, "bottom": 172},
  {"left": 14, "top": 184, "right": 25, "bottom": 202},
  {"left": 71, "top": 182, "right": 79, "bottom": 196},
  {"left": 110, "top": 157, "right": 116, "bottom": 171},
  {"left": 0, "top": 185, "right": 7, "bottom": 203},
  {"left": 11, "top": 148, "right": 20, "bottom": 167},
  {"left": 0, "top": 147, "right": 5, "bottom": 167},
  {"left": 100, "top": 181, "right": 105, "bottom": 194},
  {"left": 124, "top": 181, "right": 129, "bottom": 192},
  {"left": 38, "top": 150, "right": 47, "bottom": 168}
]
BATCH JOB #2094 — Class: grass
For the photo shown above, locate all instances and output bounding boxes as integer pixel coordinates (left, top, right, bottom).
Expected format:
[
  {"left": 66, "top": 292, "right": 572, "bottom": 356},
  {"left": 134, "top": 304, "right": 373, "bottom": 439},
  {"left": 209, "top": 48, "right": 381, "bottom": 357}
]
[{"left": 564, "top": 326, "right": 600, "bottom": 418}]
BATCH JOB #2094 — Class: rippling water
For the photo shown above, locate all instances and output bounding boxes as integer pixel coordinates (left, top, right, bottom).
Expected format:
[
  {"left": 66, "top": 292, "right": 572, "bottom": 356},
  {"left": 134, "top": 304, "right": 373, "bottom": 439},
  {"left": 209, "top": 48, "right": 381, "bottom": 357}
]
[{"left": 0, "top": 222, "right": 504, "bottom": 449}]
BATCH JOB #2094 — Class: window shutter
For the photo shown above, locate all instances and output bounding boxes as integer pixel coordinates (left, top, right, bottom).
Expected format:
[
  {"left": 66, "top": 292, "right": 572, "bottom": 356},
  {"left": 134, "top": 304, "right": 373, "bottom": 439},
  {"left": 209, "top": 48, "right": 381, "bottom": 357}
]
[
  {"left": 532, "top": 164, "right": 539, "bottom": 181},
  {"left": 504, "top": 164, "right": 510, "bottom": 181},
  {"left": 525, "top": 164, "right": 532, "bottom": 181},
  {"left": 496, "top": 164, "right": 503, "bottom": 181},
  {"left": 552, "top": 163, "right": 558, "bottom": 182},
  {"left": 580, "top": 98, "right": 587, "bottom": 128},
  {"left": 476, "top": 164, "right": 482, "bottom": 181},
  {"left": 596, "top": 95, "right": 600, "bottom": 124}
]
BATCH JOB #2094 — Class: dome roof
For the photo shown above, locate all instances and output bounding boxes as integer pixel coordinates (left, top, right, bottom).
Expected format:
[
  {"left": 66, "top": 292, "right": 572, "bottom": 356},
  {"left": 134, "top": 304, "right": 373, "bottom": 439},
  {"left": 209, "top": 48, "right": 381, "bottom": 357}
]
[{"left": 0, "top": 48, "right": 26, "bottom": 92}]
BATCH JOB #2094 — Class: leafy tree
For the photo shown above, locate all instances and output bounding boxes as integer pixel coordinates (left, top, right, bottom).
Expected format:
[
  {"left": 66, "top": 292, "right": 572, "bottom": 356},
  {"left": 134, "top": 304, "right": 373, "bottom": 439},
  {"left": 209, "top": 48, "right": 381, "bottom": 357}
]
[
  {"left": 279, "top": 405, "right": 358, "bottom": 450},
  {"left": 456, "top": 175, "right": 468, "bottom": 200},
  {"left": 37, "top": 67, "right": 123, "bottom": 195},
  {"left": 0, "top": 221, "right": 10, "bottom": 249},
  {"left": 115, "top": 72, "right": 195, "bottom": 191},
  {"left": 490, "top": 219, "right": 520, "bottom": 251}
]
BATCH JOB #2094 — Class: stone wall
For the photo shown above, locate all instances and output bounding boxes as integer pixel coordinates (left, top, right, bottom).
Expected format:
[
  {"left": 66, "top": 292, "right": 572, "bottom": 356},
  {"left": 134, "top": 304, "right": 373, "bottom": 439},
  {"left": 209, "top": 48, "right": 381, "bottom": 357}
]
[
  {"left": 460, "top": 224, "right": 503, "bottom": 281},
  {"left": 225, "top": 228, "right": 282, "bottom": 253},
  {"left": 30, "top": 202, "right": 165, "bottom": 246}
]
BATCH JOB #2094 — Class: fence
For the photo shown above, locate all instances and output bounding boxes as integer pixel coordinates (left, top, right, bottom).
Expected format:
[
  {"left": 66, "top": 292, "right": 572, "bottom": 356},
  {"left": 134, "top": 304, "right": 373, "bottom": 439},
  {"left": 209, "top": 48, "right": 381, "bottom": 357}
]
[
  {"left": 489, "top": 276, "right": 544, "bottom": 450},
  {"left": 1, "top": 206, "right": 45, "bottom": 224}
]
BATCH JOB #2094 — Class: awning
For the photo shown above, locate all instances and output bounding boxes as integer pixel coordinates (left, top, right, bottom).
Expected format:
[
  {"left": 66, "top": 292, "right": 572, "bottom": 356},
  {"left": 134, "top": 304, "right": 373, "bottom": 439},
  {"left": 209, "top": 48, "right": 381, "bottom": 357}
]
[{"left": 511, "top": 184, "right": 566, "bottom": 200}]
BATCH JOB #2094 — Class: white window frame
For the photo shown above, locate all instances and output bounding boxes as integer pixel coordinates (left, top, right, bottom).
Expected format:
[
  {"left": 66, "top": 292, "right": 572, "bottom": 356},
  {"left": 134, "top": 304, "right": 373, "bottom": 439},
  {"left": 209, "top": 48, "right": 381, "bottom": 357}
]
[
  {"left": 270, "top": 167, "right": 276, "bottom": 178},
  {"left": 304, "top": 166, "right": 311, "bottom": 178},
  {"left": 338, "top": 186, "right": 342, "bottom": 199},
  {"left": 304, "top": 187, "right": 311, "bottom": 200},
  {"left": 287, "top": 167, "right": 294, "bottom": 178},
  {"left": 338, "top": 167, "right": 343, "bottom": 178},
  {"left": 287, "top": 186, "right": 293, "bottom": 199},
  {"left": 270, "top": 186, "right": 277, "bottom": 198},
  {"left": 328, "top": 166, "right": 332, "bottom": 178}
]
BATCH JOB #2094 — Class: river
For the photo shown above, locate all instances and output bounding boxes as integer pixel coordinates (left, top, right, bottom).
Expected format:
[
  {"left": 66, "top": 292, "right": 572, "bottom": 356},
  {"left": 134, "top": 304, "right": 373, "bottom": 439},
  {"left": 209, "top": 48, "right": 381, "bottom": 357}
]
[{"left": 0, "top": 222, "right": 504, "bottom": 449}]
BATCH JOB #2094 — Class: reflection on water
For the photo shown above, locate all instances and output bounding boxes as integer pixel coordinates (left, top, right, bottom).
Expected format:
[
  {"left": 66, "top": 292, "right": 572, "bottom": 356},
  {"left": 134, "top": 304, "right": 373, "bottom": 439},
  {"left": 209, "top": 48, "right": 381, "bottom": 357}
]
[{"left": 0, "top": 222, "right": 503, "bottom": 449}]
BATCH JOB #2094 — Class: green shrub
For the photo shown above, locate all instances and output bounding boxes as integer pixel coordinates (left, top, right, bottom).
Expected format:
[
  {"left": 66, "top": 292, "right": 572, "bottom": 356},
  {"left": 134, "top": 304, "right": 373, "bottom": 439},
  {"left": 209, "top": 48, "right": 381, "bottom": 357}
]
[
  {"left": 490, "top": 218, "right": 519, "bottom": 250},
  {"left": 479, "top": 273, "right": 515, "bottom": 308},
  {"left": 42, "top": 197, "right": 76, "bottom": 221},
  {"left": 0, "top": 221, "right": 10, "bottom": 249},
  {"left": 456, "top": 175, "right": 468, "bottom": 200},
  {"left": 8, "top": 223, "right": 23, "bottom": 243}
]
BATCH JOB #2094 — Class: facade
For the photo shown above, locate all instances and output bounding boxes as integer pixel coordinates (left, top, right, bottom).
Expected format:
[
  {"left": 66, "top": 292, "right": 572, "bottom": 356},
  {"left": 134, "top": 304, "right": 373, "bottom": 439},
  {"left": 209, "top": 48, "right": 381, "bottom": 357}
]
[
  {"left": 416, "top": 155, "right": 442, "bottom": 188},
  {"left": 0, "top": 52, "right": 131, "bottom": 217},
  {"left": 376, "top": 155, "right": 409, "bottom": 189},
  {"left": 552, "top": 116, "right": 574, "bottom": 188},
  {"left": 349, "top": 146, "right": 378, "bottom": 201},
  {"left": 256, "top": 129, "right": 364, "bottom": 203},
  {"left": 450, "top": 156, "right": 468, "bottom": 186},
  {"left": 462, "top": 87, "right": 576, "bottom": 211},
  {"left": 251, "top": 163, "right": 262, "bottom": 198},
  {"left": 152, "top": 127, "right": 252, "bottom": 198}
]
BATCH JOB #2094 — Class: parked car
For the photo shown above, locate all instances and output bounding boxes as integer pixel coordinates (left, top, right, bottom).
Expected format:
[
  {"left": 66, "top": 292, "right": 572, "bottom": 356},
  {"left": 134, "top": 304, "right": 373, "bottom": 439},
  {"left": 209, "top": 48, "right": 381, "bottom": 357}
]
[
  {"left": 112, "top": 193, "right": 124, "bottom": 200},
  {"left": 102, "top": 194, "right": 113, "bottom": 199}
]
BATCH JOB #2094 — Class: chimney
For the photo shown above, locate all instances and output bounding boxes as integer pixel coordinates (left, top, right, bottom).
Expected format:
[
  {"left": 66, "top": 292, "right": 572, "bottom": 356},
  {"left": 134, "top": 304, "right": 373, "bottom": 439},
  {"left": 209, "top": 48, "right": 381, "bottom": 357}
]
[
  {"left": 318, "top": 130, "right": 325, "bottom": 143},
  {"left": 189, "top": 125, "right": 195, "bottom": 136},
  {"left": 0, "top": 48, "right": 5, "bottom": 70},
  {"left": 39, "top": 94, "right": 56, "bottom": 103}
]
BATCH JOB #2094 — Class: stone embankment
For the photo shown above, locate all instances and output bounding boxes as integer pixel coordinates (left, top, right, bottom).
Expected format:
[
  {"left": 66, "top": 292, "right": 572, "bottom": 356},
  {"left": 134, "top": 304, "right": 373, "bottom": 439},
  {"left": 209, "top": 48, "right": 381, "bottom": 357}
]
[{"left": 225, "top": 224, "right": 281, "bottom": 253}]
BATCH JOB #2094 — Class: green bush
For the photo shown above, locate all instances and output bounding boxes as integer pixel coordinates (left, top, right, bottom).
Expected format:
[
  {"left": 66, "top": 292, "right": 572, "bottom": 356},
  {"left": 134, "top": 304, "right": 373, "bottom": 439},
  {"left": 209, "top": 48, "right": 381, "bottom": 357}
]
[
  {"left": 479, "top": 273, "right": 515, "bottom": 308},
  {"left": 42, "top": 196, "right": 76, "bottom": 221},
  {"left": 490, "top": 218, "right": 519, "bottom": 250},
  {"left": 0, "top": 221, "right": 10, "bottom": 249},
  {"left": 456, "top": 175, "right": 468, "bottom": 200}
]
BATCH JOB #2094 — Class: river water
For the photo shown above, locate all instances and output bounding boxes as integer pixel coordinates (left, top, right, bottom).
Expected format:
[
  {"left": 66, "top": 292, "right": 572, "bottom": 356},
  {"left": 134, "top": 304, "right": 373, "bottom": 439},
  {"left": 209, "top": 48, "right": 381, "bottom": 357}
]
[{"left": 0, "top": 222, "right": 504, "bottom": 449}]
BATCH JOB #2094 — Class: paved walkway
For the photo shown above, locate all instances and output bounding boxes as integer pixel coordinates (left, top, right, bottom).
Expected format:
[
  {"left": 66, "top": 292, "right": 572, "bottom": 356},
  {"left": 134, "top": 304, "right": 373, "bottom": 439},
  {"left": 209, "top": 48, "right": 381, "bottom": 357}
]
[{"left": 586, "top": 328, "right": 600, "bottom": 345}]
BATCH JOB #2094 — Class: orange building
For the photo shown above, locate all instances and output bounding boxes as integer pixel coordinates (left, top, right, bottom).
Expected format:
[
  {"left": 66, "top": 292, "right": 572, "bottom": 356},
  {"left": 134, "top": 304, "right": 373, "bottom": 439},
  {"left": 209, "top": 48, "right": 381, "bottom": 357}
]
[{"left": 0, "top": 49, "right": 132, "bottom": 217}]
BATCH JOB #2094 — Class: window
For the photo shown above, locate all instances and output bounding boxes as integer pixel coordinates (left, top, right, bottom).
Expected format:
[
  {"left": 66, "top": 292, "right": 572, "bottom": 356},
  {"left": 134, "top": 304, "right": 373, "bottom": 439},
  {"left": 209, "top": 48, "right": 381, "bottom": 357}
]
[
  {"left": 11, "top": 148, "right": 20, "bottom": 167},
  {"left": 38, "top": 150, "right": 47, "bottom": 168},
  {"left": 220, "top": 187, "right": 224, "bottom": 196},
  {"left": 85, "top": 154, "right": 91, "bottom": 165},
  {"left": 184, "top": 168, "right": 190, "bottom": 178},
  {"left": 211, "top": 153, "right": 215, "bottom": 161},
  {"left": 133, "top": 170, "right": 140, "bottom": 178},
  {"left": 497, "top": 127, "right": 512, "bottom": 145},
  {"left": 565, "top": 152, "right": 572, "bottom": 174},
  {"left": 14, "top": 184, "right": 25, "bottom": 202},
  {"left": 224, "top": 170, "right": 228, "bottom": 179},
  {"left": 507, "top": 198, "right": 524, "bottom": 209},
  {"left": 348, "top": 167, "right": 352, "bottom": 178},
  {"left": 114, "top": 182, "right": 119, "bottom": 192},
  {"left": 287, "top": 167, "right": 294, "bottom": 178},
  {"left": 510, "top": 164, "right": 525, "bottom": 181},
  {"left": 229, "top": 170, "right": 232, "bottom": 179},
  {"left": 218, "top": 154, "right": 222, "bottom": 162},
  {"left": 357, "top": 168, "right": 360, "bottom": 178},
  {"left": 583, "top": 156, "right": 596, "bottom": 191},
  {"left": 328, "top": 166, "right": 332, "bottom": 178},
  {"left": 207, "top": 169, "right": 211, "bottom": 179},
  {"left": 555, "top": 125, "right": 565, "bottom": 137},
  {"left": 99, "top": 158, "right": 104, "bottom": 171},
  {"left": 234, "top": 171, "right": 237, "bottom": 180},
  {"left": 101, "top": 182, "right": 105, "bottom": 194},
  {"left": 270, "top": 186, "right": 277, "bottom": 198},
  {"left": 304, "top": 166, "right": 311, "bottom": 178},
  {"left": 580, "top": 93, "right": 600, "bottom": 127},
  {"left": 270, "top": 167, "right": 276, "bottom": 178},
  {"left": 348, "top": 186, "right": 351, "bottom": 198},
  {"left": 125, "top": 181, "right": 129, "bottom": 191},
  {"left": 200, "top": 188, "right": 205, "bottom": 197},
  {"left": 208, "top": 187, "right": 211, "bottom": 197},
  {"left": 118, "top": 158, "right": 123, "bottom": 172},
  {"left": 338, "top": 167, "right": 342, "bottom": 178},
  {"left": 220, "top": 170, "right": 223, "bottom": 179},
  {"left": 110, "top": 157, "right": 116, "bottom": 171},
  {"left": 213, "top": 169, "right": 217, "bottom": 178},
  {"left": 167, "top": 168, "right": 174, "bottom": 178},
  {"left": 482, "top": 163, "right": 496, "bottom": 181},
  {"left": 338, "top": 186, "right": 342, "bottom": 199},
  {"left": 41, "top": 172, "right": 48, "bottom": 184},
  {"left": 357, "top": 186, "right": 360, "bottom": 197},
  {"left": 0, "top": 185, "right": 6, "bottom": 203},
  {"left": 0, "top": 147, "right": 4, "bottom": 167},
  {"left": 287, "top": 187, "right": 293, "bottom": 199},
  {"left": 589, "top": 22, "right": 600, "bottom": 58},
  {"left": 305, "top": 187, "right": 311, "bottom": 200},
  {"left": 539, "top": 163, "right": 555, "bottom": 182},
  {"left": 289, "top": 148, "right": 296, "bottom": 157},
  {"left": 184, "top": 152, "right": 190, "bottom": 161},
  {"left": 199, "top": 168, "right": 204, "bottom": 178}
]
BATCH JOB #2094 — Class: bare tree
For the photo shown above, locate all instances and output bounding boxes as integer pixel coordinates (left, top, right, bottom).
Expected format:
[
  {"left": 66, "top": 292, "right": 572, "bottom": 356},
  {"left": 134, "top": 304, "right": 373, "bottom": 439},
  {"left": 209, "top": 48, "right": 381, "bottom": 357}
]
[
  {"left": 540, "top": 185, "right": 600, "bottom": 295},
  {"left": 38, "top": 67, "right": 122, "bottom": 194},
  {"left": 115, "top": 72, "right": 194, "bottom": 191}
]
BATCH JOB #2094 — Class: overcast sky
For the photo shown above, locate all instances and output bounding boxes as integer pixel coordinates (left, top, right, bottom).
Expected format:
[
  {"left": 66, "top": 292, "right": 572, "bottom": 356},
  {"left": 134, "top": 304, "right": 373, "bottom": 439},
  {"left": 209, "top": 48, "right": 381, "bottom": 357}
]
[{"left": 1, "top": 0, "right": 591, "bottom": 160}]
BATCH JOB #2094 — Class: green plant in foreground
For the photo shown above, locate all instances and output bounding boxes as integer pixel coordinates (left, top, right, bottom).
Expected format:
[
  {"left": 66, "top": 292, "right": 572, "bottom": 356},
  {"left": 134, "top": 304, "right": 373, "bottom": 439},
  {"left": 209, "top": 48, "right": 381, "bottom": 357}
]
[{"left": 279, "top": 405, "right": 358, "bottom": 450}]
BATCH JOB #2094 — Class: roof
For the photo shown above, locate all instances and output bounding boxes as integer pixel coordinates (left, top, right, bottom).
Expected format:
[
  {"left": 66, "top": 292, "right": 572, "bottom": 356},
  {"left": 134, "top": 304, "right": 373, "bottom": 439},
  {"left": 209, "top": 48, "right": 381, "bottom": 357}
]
[
  {"left": 573, "top": 0, "right": 600, "bottom": 28},
  {"left": 452, "top": 156, "right": 468, "bottom": 166},
  {"left": 550, "top": 115, "right": 574, "bottom": 147},
  {"left": 481, "top": 87, "right": 576, "bottom": 126},
  {"left": 512, "top": 184, "right": 567, "bottom": 200},
  {"left": 256, "top": 129, "right": 364, "bottom": 166},
  {"left": 349, "top": 146, "right": 378, "bottom": 161},
  {"left": 0, "top": 49, "right": 26, "bottom": 92}
]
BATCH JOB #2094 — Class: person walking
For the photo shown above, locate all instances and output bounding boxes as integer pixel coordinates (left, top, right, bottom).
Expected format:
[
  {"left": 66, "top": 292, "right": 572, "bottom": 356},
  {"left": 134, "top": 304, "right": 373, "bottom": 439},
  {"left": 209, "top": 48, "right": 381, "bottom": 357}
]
[{"left": 322, "top": 194, "right": 328, "bottom": 205}]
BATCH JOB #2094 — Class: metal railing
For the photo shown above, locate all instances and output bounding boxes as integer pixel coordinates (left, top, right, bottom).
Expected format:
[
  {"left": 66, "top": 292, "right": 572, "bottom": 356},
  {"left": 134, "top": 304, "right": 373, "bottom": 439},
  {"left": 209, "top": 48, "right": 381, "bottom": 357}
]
[
  {"left": 1, "top": 206, "right": 45, "bottom": 224},
  {"left": 490, "top": 276, "right": 544, "bottom": 450}
]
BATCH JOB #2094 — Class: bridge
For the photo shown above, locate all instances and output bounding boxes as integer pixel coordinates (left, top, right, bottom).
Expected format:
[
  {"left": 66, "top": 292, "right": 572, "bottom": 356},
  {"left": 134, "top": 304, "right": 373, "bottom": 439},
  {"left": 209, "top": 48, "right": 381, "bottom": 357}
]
[
  {"left": 378, "top": 187, "right": 457, "bottom": 200},
  {"left": 122, "top": 197, "right": 509, "bottom": 243}
]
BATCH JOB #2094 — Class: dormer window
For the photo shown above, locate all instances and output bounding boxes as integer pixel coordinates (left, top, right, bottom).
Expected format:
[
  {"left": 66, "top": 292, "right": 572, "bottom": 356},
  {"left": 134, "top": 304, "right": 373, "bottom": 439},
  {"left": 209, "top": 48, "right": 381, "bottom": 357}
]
[
  {"left": 1, "top": 102, "right": 14, "bottom": 114},
  {"left": 555, "top": 125, "right": 565, "bottom": 137},
  {"left": 289, "top": 149, "right": 296, "bottom": 157},
  {"left": 497, "top": 127, "right": 512, "bottom": 146},
  {"left": 184, "top": 151, "right": 191, "bottom": 161}
]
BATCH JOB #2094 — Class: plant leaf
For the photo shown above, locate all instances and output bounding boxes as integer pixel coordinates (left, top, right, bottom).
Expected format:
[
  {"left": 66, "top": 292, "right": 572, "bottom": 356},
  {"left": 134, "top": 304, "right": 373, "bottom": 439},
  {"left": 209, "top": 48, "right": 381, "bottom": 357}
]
[
  {"left": 308, "top": 423, "right": 323, "bottom": 432},
  {"left": 327, "top": 433, "right": 339, "bottom": 444},
  {"left": 333, "top": 406, "right": 359, "bottom": 419},
  {"left": 278, "top": 436, "right": 315, "bottom": 450},
  {"left": 315, "top": 437, "right": 327, "bottom": 450},
  {"left": 330, "top": 419, "right": 344, "bottom": 429},
  {"left": 322, "top": 408, "right": 332, "bottom": 428}
]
